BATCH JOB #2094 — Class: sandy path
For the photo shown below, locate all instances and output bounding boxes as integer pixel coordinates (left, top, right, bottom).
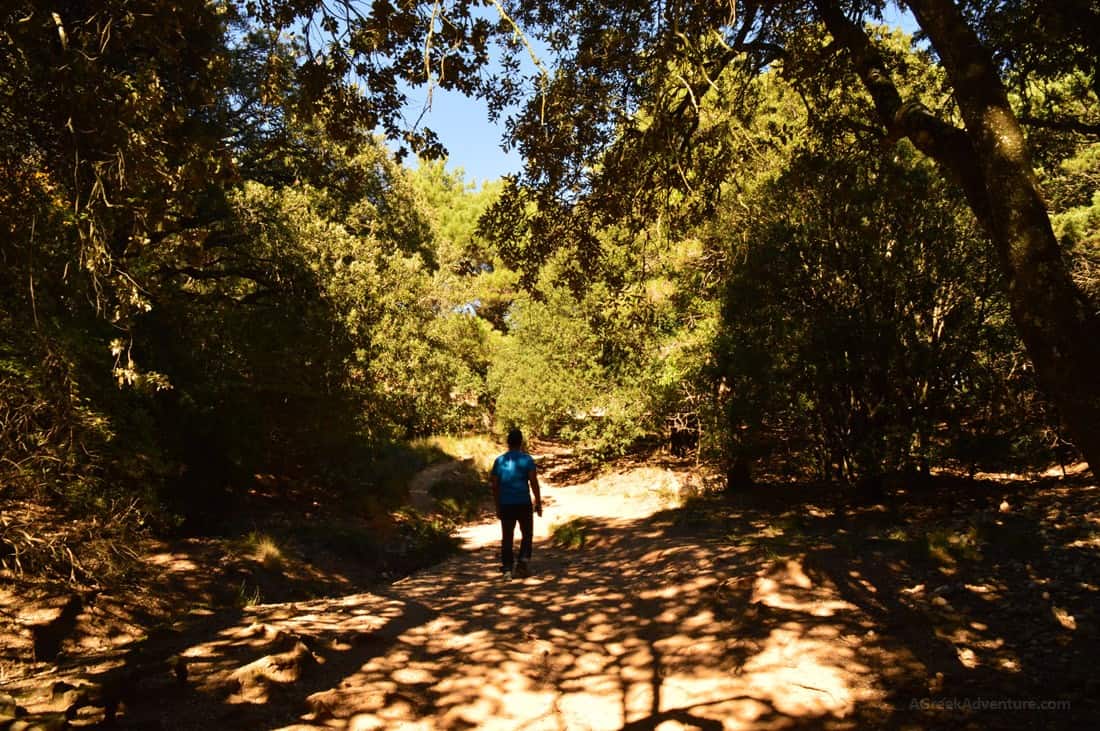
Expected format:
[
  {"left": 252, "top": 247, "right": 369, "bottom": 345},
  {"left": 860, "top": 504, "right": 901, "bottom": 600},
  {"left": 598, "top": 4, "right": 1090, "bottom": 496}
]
[
  {"left": 455, "top": 459, "right": 683, "bottom": 549},
  {"left": 12, "top": 458, "right": 1100, "bottom": 730},
  {"left": 323, "top": 492, "right": 884, "bottom": 730},
  {"left": 87, "top": 459, "right": 896, "bottom": 730}
]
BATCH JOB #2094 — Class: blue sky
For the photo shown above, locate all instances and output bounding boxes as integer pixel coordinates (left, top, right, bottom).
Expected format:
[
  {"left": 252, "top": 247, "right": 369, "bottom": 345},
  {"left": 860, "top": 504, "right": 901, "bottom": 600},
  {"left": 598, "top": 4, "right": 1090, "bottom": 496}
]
[
  {"left": 403, "top": 84, "right": 525, "bottom": 185},
  {"left": 405, "top": 4, "right": 919, "bottom": 185}
]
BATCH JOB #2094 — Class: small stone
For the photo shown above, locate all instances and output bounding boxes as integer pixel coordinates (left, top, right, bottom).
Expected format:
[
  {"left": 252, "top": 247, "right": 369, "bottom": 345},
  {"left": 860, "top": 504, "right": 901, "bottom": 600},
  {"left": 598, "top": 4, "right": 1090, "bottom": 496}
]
[
  {"left": 8, "top": 712, "right": 68, "bottom": 731},
  {"left": 957, "top": 647, "right": 978, "bottom": 668},
  {"left": 1053, "top": 607, "right": 1077, "bottom": 630},
  {"left": 0, "top": 692, "right": 22, "bottom": 720},
  {"left": 49, "top": 683, "right": 88, "bottom": 714}
]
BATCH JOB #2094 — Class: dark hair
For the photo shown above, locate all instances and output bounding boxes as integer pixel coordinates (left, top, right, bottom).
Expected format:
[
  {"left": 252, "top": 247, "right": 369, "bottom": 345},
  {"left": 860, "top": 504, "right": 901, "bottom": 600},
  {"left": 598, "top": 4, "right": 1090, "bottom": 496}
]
[{"left": 506, "top": 428, "right": 523, "bottom": 448}]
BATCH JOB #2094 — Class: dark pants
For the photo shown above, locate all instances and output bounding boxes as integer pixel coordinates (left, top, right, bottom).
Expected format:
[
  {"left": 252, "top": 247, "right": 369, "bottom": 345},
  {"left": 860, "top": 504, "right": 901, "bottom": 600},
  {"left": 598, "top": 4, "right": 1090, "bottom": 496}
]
[{"left": 499, "top": 503, "right": 533, "bottom": 569}]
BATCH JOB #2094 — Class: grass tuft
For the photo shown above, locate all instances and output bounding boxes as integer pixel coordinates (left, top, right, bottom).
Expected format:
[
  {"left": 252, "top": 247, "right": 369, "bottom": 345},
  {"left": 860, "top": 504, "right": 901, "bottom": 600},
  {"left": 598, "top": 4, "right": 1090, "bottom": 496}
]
[
  {"left": 235, "top": 580, "right": 263, "bottom": 607},
  {"left": 551, "top": 518, "right": 590, "bottom": 549},
  {"left": 239, "top": 531, "right": 285, "bottom": 570},
  {"left": 923, "top": 525, "right": 983, "bottom": 565}
]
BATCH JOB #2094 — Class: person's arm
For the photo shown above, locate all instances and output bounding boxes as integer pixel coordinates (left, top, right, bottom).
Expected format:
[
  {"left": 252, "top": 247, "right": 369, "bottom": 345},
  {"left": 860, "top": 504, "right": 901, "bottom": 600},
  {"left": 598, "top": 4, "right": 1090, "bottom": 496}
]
[
  {"left": 490, "top": 472, "right": 501, "bottom": 517},
  {"left": 529, "top": 465, "right": 542, "bottom": 516}
]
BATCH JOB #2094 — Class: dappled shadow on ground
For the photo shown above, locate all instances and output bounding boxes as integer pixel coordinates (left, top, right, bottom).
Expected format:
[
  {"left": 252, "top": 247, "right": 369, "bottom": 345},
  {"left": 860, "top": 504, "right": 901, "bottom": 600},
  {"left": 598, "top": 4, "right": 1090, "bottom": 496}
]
[
  {"left": 0, "top": 539, "right": 257, "bottom": 691},
  {"left": 662, "top": 471, "right": 1100, "bottom": 729},
  {"left": 83, "top": 514, "right": 889, "bottom": 730},
  {"left": 310, "top": 527, "right": 888, "bottom": 730},
  {"left": 9, "top": 469, "right": 1096, "bottom": 730}
]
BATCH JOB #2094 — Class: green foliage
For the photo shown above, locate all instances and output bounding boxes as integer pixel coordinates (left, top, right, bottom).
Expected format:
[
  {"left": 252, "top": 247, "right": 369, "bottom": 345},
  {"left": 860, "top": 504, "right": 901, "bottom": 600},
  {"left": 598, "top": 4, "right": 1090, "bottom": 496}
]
[
  {"left": 717, "top": 141, "right": 1015, "bottom": 479},
  {"left": 551, "top": 518, "right": 590, "bottom": 549},
  {"left": 0, "top": 1, "right": 510, "bottom": 547},
  {"left": 488, "top": 284, "right": 603, "bottom": 436},
  {"left": 235, "top": 581, "right": 265, "bottom": 608},
  {"left": 391, "top": 509, "right": 464, "bottom": 563},
  {"left": 923, "top": 525, "right": 983, "bottom": 566},
  {"left": 477, "top": 29, "right": 1073, "bottom": 480},
  {"left": 1051, "top": 143, "right": 1100, "bottom": 305},
  {"left": 412, "top": 434, "right": 500, "bottom": 472},
  {"left": 3, "top": 0, "right": 1098, "bottom": 591},
  {"left": 0, "top": 330, "right": 111, "bottom": 502}
]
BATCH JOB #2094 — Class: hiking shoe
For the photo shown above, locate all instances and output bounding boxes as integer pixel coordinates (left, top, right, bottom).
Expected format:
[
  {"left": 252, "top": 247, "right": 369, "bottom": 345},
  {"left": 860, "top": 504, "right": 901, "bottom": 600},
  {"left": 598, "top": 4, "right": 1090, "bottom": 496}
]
[
  {"left": 501, "top": 567, "right": 513, "bottom": 579},
  {"left": 515, "top": 560, "right": 530, "bottom": 578}
]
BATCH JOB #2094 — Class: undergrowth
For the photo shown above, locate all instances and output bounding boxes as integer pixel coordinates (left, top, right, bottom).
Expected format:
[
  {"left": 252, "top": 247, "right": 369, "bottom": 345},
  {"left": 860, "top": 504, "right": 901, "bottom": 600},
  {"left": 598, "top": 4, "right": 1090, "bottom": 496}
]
[
  {"left": 0, "top": 329, "right": 156, "bottom": 586},
  {"left": 413, "top": 434, "right": 498, "bottom": 473},
  {"left": 551, "top": 518, "right": 591, "bottom": 549}
]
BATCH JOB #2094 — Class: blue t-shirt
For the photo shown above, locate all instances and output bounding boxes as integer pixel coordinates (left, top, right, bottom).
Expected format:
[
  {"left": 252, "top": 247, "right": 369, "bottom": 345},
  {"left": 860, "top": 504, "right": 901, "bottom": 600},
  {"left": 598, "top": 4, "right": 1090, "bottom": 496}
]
[{"left": 492, "top": 450, "right": 536, "bottom": 505}]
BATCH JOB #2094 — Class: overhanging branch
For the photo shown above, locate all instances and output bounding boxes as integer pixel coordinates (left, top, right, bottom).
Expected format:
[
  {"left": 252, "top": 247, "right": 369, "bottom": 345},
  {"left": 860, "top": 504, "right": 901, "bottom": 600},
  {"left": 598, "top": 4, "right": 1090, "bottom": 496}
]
[
  {"left": 1018, "top": 114, "right": 1100, "bottom": 137},
  {"left": 813, "top": 0, "right": 993, "bottom": 230}
]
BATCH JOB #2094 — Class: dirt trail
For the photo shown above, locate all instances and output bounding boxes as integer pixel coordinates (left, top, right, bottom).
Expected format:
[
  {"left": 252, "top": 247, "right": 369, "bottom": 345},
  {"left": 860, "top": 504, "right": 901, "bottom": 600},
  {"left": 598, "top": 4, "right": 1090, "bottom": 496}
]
[
  {"left": 10, "top": 455, "right": 1096, "bottom": 729},
  {"left": 37, "top": 454, "right": 900, "bottom": 731},
  {"left": 455, "top": 452, "right": 685, "bottom": 550},
  {"left": 333, "top": 469, "right": 888, "bottom": 731}
]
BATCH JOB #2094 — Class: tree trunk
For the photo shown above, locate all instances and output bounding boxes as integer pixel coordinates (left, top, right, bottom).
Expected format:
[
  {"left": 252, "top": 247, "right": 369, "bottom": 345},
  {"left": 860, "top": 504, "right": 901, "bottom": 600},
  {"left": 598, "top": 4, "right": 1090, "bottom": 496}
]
[{"left": 815, "top": 0, "right": 1100, "bottom": 475}]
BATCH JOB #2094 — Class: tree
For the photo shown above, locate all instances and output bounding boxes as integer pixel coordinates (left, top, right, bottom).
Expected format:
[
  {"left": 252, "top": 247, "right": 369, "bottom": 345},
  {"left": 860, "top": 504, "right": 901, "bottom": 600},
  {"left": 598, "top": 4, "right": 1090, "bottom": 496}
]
[
  {"left": 1, "top": 3, "right": 506, "bottom": 531},
  {"left": 466, "top": 0, "right": 1100, "bottom": 472},
  {"left": 0, "top": 0, "right": 237, "bottom": 525},
  {"left": 719, "top": 142, "right": 1029, "bottom": 478},
  {"left": 816, "top": 0, "right": 1100, "bottom": 472},
  {"left": 6, "top": 0, "right": 1097, "bottom": 476}
]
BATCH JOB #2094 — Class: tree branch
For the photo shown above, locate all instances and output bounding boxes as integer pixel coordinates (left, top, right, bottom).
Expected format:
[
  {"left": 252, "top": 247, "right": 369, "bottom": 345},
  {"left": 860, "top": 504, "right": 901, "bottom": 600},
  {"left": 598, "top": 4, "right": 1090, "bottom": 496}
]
[
  {"left": 1017, "top": 114, "right": 1100, "bottom": 137},
  {"left": 162, "top": 265, "right": 278, "bottom": 288},
  {"left": 812, "top": 0, "right": 993, "bottom": 230}
]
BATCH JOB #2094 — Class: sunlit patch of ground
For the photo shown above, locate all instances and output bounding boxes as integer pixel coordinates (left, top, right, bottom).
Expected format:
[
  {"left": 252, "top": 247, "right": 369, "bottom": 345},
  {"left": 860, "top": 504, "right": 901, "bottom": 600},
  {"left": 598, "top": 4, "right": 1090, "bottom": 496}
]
[
  {"left": 457, "top": 457, "right": 694, "bottom": 550},
  {"left": 70, "top": 462, "right": 891, "bottom": 730},
  {"left": 3, "top": 456, "right": 1097, "bottom": 729}
]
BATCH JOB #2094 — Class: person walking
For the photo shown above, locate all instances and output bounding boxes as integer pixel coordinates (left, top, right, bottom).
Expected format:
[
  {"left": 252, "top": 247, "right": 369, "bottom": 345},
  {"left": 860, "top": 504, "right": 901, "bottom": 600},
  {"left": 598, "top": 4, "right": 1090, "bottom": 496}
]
[{"left": 490, "top": 428, "right": 542, "bottom": 578}]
